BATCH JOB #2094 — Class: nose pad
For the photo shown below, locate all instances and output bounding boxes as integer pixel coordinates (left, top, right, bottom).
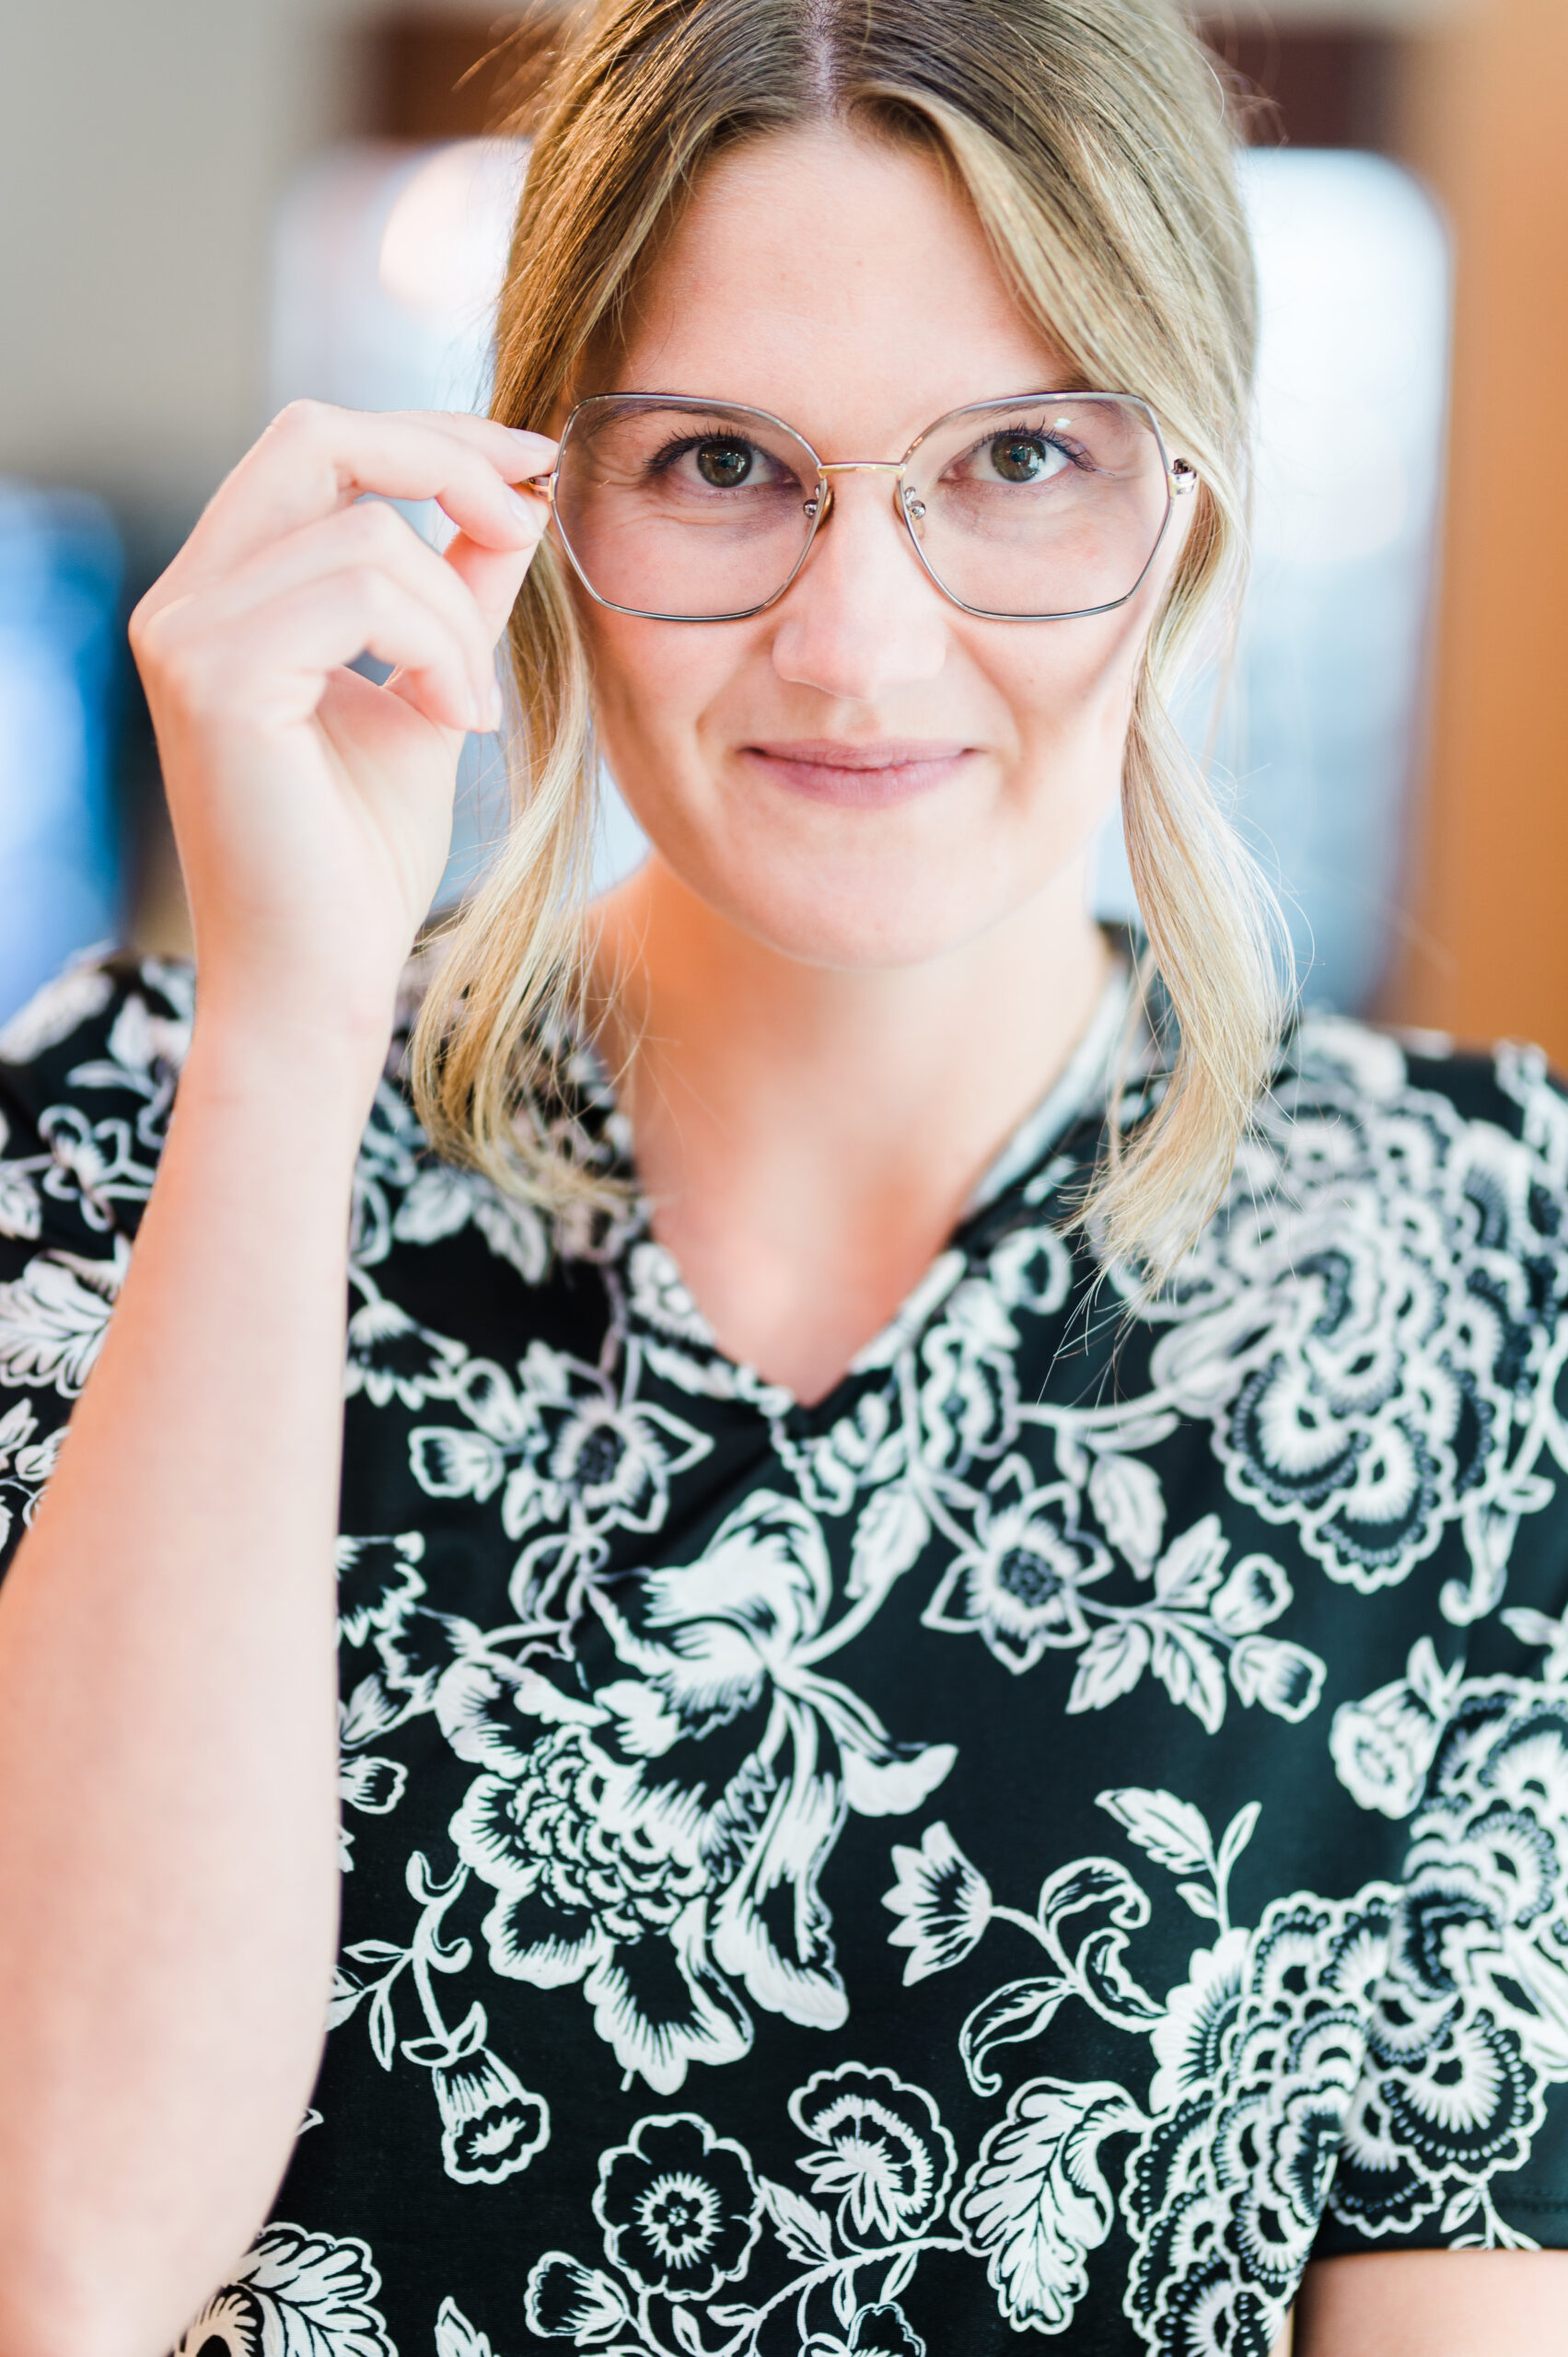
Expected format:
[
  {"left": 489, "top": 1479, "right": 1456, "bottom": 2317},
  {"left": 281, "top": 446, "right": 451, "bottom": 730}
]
[{"left": 790, "top": 474, "right": 934, "bottom": 582}]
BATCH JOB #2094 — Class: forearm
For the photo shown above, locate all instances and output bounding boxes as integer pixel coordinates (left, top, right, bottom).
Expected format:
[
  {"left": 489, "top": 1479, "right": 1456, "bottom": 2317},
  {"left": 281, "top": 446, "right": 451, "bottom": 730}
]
[
  {"left": 1295, "top": 2249, "right": 1568, "bottom": 2354},
  {"left": 0, "top": 1013, "right": 382, "bottom": 2357}
]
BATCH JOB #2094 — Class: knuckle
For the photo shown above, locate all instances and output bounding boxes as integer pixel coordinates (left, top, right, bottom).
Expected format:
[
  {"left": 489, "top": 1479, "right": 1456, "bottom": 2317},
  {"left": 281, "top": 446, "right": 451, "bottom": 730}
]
[
  {"left": 344, "top": 563, "right": 395, "bottom": 618},
  {"left": 128, "top": 594, "right": 183, "bottom": 677},
  {"left": 270, "top": 397, "right": 332, "bottom": 445},
  {"left": 348, "top": 499, "right": 409, "bottom": 562},
  {"left": 125, "top": 591, "right": 156, "bottom": 658}
]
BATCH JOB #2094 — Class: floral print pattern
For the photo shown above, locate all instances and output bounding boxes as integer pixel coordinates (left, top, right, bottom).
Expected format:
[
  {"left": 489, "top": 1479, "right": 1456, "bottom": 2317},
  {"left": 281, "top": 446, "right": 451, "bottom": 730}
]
[
  {"left": 172, "top": 2224, "right": 394, "bottom": 2357},
  {"left": 595, "top": 2111, "right": 762, "bottom": 2298},
  {"left": 4, "top": 957, "right": 1568, "bottom": 2356}
]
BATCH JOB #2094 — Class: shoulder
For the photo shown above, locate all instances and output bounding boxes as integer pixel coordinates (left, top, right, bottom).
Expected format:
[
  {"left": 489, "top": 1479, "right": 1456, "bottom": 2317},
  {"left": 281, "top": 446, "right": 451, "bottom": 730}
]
[
  {"left": 1255, "top": 1011, "right": 1568, "bottom": 1321},
  {"left": 1128, "top": 1013, "right": 1568, "bottom": 1609},
  {"left": 1228, "top": 1008, "right": 1568, "bottom": 1276},
  {"left": 0, "top": 952, "right": 195, "bottom": 1250},
  {"left": 1282, "top": 1008, "right": 1567, "bottom": 1161},
  {"left": 1163, "top": 1010, "right": 1568, "bottom": 1325},
  {"left": 0, "top": 951, "right": 194, "bottom": 1095},
  {"left": 0, "top": 956, "right": 195, "bottom": 1535}
]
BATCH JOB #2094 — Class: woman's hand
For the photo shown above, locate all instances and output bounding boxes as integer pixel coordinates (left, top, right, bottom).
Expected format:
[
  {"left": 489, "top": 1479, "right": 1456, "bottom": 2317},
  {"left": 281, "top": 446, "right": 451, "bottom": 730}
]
[{"left": 130, "top": 401, "right": 554, "bottom": 1045}]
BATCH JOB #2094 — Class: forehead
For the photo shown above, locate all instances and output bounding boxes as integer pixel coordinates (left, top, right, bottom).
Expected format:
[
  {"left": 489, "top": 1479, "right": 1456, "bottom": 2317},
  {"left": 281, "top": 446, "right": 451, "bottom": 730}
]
[{"left": 609, "top": 122, "right": 1071, "bottom": 456}]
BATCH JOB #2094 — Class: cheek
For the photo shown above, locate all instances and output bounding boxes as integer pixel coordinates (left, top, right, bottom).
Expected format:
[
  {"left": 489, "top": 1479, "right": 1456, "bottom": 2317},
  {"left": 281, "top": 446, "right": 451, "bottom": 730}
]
[
  {"left": 978, "top": 607, "right": 1146, "bottom": 767},
  {"left": 981, "top": 629, "right": 1133, "bottom": 888},
  {"left": 583, "top": 610, "right": 687, "bottom": 750},
  {"left": 580, "top": 606, "right": 742, "bottom": 799}
]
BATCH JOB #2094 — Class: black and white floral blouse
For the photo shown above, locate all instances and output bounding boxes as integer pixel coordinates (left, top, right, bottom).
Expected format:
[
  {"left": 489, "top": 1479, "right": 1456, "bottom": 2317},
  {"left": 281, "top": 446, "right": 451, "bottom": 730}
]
[{"left": 5, "top": 951, "right": 1568, "bottom": 2357}]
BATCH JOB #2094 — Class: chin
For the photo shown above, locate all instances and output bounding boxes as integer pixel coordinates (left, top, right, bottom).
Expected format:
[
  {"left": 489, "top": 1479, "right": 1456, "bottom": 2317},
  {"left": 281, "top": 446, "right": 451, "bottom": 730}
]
[{"left": 697, "top": 853, "right": 1027, "bottom": 971}]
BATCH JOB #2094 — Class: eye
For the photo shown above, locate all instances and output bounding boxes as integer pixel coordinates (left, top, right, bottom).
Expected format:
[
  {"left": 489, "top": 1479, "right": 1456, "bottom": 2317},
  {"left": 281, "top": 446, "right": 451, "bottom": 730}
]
[
  {"left": 984, "top": 431, "right": 1070, "bottom": 484},
  {"left": 640, "top": 423, "right": 806, "bottom": 504},
  {"left": 695, "top": 438, "right": 755, "bottom": 488}
]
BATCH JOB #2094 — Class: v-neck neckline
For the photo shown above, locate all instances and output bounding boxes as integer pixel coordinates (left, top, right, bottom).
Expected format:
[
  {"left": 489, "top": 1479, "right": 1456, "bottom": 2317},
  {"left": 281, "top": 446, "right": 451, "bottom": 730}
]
[{"left": 593, "top": 950, "right": 1134, "bottom": 1419}]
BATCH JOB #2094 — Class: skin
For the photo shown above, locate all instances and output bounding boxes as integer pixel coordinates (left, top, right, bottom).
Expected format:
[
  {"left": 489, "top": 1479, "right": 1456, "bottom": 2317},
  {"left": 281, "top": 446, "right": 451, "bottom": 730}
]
[{"left": 0, "top": 117, "right": 1557, "bottom": 2357}]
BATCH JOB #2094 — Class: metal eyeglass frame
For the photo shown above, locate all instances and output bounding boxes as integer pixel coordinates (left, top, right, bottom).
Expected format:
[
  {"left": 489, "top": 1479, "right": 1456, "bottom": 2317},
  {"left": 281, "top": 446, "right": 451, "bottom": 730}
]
[{"left": 526, "top": 389, "right": 1200, "bottom": 625}]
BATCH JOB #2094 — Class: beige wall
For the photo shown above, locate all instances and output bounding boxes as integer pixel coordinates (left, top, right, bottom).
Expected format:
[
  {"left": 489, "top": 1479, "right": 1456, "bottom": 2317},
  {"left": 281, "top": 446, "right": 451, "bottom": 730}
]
[{"left": 0, "top": 0, "right": 478, "bottom": 514}]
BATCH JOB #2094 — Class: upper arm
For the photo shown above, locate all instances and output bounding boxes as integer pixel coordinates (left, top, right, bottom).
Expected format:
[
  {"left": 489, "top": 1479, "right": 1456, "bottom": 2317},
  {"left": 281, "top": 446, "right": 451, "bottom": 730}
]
[{"left": 1295, "top": 2250, "right": 1568, "bottom": 2356}]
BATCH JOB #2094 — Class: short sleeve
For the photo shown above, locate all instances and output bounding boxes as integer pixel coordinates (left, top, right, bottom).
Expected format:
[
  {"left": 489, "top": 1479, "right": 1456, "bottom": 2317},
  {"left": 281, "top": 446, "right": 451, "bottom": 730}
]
[
  {"left": 0, "top": 954, "right": 192, "bottom": 1583},
  {"left": 1314, "top": 1044, "right": 1568, "bottom": 2256}
]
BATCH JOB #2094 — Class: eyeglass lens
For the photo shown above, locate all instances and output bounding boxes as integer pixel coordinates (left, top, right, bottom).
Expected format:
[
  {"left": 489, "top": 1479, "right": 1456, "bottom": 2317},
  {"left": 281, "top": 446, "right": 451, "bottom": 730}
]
[{"left": 552, "top": 394, "right": 1173, "bottom": 621}]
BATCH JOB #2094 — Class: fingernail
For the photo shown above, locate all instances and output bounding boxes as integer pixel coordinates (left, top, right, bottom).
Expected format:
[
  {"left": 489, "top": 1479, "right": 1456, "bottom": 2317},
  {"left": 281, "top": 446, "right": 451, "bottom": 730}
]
[{"left": 505, "top": 483, "right": 544, "bottom": 529}]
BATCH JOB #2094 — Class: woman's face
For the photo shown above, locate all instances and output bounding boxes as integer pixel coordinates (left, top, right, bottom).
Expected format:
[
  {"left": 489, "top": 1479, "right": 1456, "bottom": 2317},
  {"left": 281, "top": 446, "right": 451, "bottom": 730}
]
[{"left": 574, "top": 122, "right": 1187, "bottom": 970}]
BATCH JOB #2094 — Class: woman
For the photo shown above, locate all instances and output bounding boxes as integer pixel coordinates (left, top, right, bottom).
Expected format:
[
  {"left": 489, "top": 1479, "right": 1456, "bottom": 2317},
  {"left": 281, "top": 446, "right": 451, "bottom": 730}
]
[{"left": 1, "top": 0, "right": 1566, "bottom": 2351}]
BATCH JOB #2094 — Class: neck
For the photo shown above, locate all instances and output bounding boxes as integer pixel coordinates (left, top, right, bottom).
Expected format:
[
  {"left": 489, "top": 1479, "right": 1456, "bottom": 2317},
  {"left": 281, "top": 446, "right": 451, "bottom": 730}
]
[{"left": 591, "top": 854, "right": 1113, "bottom": 1399}]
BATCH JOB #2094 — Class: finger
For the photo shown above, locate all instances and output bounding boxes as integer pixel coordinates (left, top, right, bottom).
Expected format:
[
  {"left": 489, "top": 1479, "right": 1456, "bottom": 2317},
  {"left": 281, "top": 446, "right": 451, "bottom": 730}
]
[
  {"left": 157, "top": 404, "right": 558, "bottom": 600},
  {"left": 176, "top": 498, "right": 502, "bottom": 714},
  {"left": 153, "top": 567, "right": 489, "bottom": 739}
]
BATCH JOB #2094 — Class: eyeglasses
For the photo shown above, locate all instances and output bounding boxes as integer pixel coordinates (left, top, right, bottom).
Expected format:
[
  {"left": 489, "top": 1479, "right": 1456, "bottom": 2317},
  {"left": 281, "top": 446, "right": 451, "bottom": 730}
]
[{"left": 529, "top": 390, "right": 1197, "bottom": 624}]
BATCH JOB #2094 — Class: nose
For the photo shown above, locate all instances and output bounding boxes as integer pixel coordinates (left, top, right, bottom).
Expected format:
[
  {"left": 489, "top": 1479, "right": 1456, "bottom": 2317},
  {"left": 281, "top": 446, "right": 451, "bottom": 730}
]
[{"left": 768, "top": 470, "right": 949, "bottom": 700}]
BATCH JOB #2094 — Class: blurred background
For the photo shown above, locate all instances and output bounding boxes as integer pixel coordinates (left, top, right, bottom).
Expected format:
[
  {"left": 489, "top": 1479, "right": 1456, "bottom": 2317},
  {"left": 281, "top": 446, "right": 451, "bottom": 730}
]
[{"left": 0, "top": 0, "right": 1564, "bottom": 1051}]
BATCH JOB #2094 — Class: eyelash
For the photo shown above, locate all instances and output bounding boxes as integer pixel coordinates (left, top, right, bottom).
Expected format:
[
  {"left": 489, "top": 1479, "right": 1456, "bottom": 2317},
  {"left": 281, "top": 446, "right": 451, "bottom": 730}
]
[
  {"left": 640, "top": 421, "right": 1095, "bottom": 479},
  {"left": 645, "top": 427, "right": 768, "bottom": 477},
  {"left": 968, "top": 424, "right": 1094, "bottom": 470}
]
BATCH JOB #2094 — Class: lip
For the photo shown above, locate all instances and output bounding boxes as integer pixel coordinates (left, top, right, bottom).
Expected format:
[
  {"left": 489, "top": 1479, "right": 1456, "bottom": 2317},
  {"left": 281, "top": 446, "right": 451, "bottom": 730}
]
[{"left": 739, "top": 738, "right": 975, "bottom": 807}]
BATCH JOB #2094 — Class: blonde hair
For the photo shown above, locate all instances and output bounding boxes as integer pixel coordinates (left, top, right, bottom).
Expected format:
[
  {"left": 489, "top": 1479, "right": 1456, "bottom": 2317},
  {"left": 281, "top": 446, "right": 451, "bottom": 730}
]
[{"left": 411, "top": 0, "right": 1289, "bottom": 1280}]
